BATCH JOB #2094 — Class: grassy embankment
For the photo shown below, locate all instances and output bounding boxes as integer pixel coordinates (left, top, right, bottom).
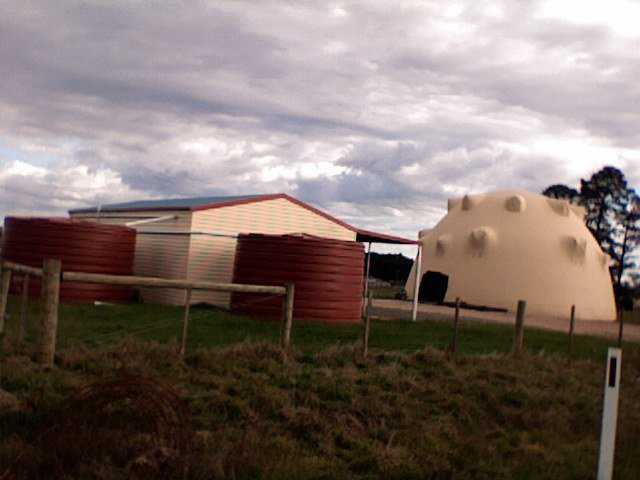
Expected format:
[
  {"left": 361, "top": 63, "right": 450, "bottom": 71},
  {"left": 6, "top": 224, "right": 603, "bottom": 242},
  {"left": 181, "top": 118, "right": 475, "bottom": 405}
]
[{"left": 1, "top": 298, "right": 640, "bottom": 479}]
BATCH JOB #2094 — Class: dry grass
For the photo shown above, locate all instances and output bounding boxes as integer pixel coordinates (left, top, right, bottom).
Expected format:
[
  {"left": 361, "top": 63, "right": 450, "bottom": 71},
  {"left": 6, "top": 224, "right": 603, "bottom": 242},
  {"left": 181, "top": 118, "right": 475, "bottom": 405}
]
[{"left": 2, "top": 339, "right": 640, "bottom": 479}]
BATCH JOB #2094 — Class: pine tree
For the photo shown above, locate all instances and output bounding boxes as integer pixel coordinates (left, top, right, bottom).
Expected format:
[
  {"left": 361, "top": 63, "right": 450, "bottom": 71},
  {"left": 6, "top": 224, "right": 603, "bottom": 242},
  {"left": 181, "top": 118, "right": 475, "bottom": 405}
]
[
  {"left": 612, "top": 190, "right": 640, "bottom": 291},
  {"left": 542, "top": 184, "right": 580, "bottom": 202},
  {"left": 579, "top": 166, "right": 629, "bottom": 257}
]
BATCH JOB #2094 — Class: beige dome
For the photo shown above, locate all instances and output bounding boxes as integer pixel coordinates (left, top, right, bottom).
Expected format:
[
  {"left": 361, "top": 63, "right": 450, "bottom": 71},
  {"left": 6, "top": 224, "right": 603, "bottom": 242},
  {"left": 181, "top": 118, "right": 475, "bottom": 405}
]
[{"left": 406, "top": 190, "right": 616, "bottom": 321}]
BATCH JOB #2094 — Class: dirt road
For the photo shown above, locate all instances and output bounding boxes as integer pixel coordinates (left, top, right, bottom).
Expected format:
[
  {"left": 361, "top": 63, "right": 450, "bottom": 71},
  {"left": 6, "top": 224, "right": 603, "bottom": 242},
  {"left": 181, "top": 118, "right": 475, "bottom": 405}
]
[{"left": 372, "top": 299, "right": 640, "bottom": 343}]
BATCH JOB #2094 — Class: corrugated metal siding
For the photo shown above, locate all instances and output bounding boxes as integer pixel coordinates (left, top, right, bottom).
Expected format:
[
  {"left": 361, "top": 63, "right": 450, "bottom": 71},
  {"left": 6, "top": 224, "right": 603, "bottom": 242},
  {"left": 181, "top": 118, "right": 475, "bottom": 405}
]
[
  {"left": 72, "top": 199, "right": 357, "bottom": 307},
  {"left": 187, "top": 198, "right": 356, "bottom": 307},
  {"left": 70, "top": 211, "right": 192, "bottom": 304},
  {"left": 187, "top": 236, "right": 236, "bottom": 306}
]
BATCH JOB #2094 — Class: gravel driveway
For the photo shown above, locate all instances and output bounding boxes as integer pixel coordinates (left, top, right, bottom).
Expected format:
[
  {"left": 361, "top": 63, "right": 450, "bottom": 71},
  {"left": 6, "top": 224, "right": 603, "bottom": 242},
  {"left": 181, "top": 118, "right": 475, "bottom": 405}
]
[{"left": 371, "top": 299, "right": 640, "bottom": 343}]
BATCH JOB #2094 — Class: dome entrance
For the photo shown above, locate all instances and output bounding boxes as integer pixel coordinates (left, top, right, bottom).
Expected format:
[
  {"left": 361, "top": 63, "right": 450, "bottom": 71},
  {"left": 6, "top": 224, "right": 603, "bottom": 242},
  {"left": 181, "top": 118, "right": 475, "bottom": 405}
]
[{"left": 419, "top": 271, "right": 449, "bottom": 304}]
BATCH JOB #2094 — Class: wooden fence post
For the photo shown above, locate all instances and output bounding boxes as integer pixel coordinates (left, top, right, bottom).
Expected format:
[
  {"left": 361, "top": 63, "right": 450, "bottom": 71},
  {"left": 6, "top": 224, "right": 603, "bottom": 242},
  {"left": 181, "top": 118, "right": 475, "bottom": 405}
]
[
  {"left": 568, "top": 304, "right": 576, "bottom": 357},
  {"left": 0, "top": 263, "right": 11, "bottom": 335},
  {"left": 617, "top": 309, "right": 624, "bottom": 348},
  {"left": 281, "top": 283, "right": 295, "bottom": 349},
  {"left": 179, "top": 287, "right": 192, "bottom": 357},
  {"left": 362, "top": 290, "right": 372, "bottom": 358},
  {"left": 18, "top": 274, "right": 30, "bottom": 344},
  {"left": 512, "top": 300, "right": 527, "bottom": 355},
  {"left": 38, "top": 259, "right": 61, "bottom": 367},
  {"left": 450, "top": 297, "right": 461, "bottom": 354}
]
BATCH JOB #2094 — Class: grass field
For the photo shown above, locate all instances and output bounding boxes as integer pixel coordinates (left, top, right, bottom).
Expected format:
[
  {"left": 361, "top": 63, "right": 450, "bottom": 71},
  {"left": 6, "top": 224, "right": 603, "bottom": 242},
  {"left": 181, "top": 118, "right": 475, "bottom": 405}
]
[
  {"left": 2, "top": 298, "right": 640, "bottom": 479},
  {"left": 2, "top": 339, "right": 640, "bottom": 479},
  {"left": 621, "top": 308, "right": 640, "bottom": 324},
  {"left": 2, "top": 296, "right": 635, "bottom": 361},
  {"left": 368, "top": 284, "right": 404, "bottom": 299}
]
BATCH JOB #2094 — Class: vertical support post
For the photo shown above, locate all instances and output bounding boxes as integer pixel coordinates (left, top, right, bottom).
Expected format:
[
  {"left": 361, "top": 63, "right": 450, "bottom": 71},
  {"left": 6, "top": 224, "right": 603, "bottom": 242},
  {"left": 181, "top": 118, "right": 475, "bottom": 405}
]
[
  {"left": 362, "top": 290, "right": 372, "bottom": 358},
  {"left": 179, "top": 287, "right": 192, "bottom": 357},
  {"left": 411, "top": 243, "right": 422, "bottom": 322},
  {"left": 512, "top": 300, "right": 527, "bottom": 355},
  {"left": 568, "top": 304, "right": 576, "bottom": 357},
  {"left": 617, "top": 309, "right": 624, "bottom": 348},
  {"left": 597, "top": 347, "right": 622, "bottom": 480},
  {"left": 18, "top": 274, "right": 30, "bottom": 344},
  {"left": 38, "top": 259, "right": 61, "bottom": 367},
  {"left": 451, "top": 297, "right": 461, "bottom": 353},
  {"left": 281, "top": 283, "right": 295, "bottom": 349},
  {"left": 0, "top": 263, "right": 11, "bottom": 335},
  {"left": 363, "top": 241, "right": 372, "bottom": 305}
]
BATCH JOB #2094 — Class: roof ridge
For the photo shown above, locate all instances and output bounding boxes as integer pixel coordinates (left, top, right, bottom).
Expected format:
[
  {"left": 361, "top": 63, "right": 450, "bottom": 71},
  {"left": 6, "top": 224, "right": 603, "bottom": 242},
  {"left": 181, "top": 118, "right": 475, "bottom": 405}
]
[
  {"left": 68, "top": 193, "right": 281, "bottom": 214},
  {"left": 68, "top": 192, "right": 417, "bottom": 244}
]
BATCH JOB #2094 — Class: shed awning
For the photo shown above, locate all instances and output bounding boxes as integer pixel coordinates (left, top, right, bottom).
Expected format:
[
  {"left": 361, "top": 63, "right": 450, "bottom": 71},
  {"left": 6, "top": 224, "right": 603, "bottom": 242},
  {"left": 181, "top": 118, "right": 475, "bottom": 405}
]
[{"left": 355, "top": 228, "right": 418, "bottom": 245}]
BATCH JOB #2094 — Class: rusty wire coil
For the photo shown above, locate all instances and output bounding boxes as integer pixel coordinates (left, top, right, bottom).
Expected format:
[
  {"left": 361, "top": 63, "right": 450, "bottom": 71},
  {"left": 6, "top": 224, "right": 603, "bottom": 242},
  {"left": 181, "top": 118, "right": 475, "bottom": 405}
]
[{"left": 29, "top": 375, "right": 193, "bottom": 479}]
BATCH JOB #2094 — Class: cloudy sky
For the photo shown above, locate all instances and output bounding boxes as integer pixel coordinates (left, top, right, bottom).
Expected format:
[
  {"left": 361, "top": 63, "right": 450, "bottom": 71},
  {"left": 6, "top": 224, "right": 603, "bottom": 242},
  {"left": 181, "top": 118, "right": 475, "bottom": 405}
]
[{"left": 1, "top": 0, "right": 639, "bottom": 254}]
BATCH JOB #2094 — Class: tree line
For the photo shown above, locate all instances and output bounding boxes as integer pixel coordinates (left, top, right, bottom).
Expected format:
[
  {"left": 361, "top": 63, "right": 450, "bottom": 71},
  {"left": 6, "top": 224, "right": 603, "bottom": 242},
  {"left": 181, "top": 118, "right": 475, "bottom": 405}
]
[
  {"left": 543, "top": 166, "right": 639, "bottom": 307},
  {"left": 366, "top": 252, "right": 413, "bottom": 285}
]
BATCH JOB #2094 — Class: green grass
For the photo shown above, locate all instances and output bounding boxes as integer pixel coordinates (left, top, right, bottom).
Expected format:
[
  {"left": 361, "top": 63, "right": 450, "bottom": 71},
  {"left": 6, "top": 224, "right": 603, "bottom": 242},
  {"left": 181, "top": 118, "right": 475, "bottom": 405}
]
[
  {"left": 2, "top": 297, "right": 640, "bottom": 479},
  {"left": 3, "top": 296, "right": 635, "bottom": 362},
  {"left": 2, "top": 341, "right": 640, "bottom": 479}
]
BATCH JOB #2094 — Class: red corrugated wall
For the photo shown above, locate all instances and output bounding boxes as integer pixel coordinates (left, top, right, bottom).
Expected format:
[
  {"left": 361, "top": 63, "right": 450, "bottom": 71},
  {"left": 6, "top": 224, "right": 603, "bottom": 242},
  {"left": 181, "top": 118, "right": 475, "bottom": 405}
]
[
  {"left": 231, "top": 233, "right": 364, "bottom": 323},
  {"left": 1, "top": 217, "right": 136, "bottom": 303}
]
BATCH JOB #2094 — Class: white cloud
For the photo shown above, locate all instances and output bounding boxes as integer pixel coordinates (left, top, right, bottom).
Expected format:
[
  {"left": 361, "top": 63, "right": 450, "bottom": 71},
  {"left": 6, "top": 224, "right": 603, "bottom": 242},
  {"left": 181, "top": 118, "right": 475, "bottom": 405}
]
[
  {"left": 0, "top": 0, "right": 638, "bottom": 251},
  {"left": 330, "top": 5, "right": 348, "bottom": 18},
  {"left": 4, "top": 160, "right": 47, "bottom": 178},
  {"left": 537, "top": 0, "right": 640, "bottom": 37}
]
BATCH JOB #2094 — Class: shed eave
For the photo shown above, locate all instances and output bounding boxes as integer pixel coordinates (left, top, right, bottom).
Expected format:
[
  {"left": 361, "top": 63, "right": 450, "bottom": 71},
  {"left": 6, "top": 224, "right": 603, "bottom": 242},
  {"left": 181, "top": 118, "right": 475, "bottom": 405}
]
[{"left": 355, "top": 228, "right": 418, "bottom": 245}]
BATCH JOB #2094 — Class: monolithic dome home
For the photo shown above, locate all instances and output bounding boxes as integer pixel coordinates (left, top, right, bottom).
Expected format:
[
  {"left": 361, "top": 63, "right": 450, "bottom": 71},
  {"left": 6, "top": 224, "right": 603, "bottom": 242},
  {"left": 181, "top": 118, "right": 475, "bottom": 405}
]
[
  {"left": 405, "top": 190, "right": 617, "bottom": 321},
  {"left": 70, "top": 193, "right": 414, "bottom": 307}
]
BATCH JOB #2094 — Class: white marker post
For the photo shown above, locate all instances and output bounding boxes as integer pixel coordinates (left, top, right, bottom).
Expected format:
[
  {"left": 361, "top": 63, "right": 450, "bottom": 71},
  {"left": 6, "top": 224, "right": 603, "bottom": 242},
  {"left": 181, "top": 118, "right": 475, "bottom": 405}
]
[{"left": 597, "top": 347, "right": 622, "bottom": 480}]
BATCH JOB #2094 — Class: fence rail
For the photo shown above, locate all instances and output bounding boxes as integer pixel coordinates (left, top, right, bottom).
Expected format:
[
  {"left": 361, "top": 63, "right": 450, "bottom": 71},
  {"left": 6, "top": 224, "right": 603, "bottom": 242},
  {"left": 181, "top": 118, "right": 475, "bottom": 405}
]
[
  {"left": 0, "top": 259, "right": 295, "bottom": 366},
  {"left": 62, "top": 271, "right": 286, "bottom": 294},
  {"left": 1, "top": 260, "right": 43, "bottom": 278}
]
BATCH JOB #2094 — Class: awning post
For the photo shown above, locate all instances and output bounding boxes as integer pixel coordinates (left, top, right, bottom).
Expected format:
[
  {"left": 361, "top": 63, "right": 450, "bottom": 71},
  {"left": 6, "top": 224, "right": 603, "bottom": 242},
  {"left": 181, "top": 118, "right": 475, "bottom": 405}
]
[
  {"left": 363, "top": 242, "right": 372, "bottom": 299},
  {"left": 363, "top": 242, "right": 372, "bottom": 316},
  {"left": 411, "top": 243, "right": 422, "bottom": 322}
]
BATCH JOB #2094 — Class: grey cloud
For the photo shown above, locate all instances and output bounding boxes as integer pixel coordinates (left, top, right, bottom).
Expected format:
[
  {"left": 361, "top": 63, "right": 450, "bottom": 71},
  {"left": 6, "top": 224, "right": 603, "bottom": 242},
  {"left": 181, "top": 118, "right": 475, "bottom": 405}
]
[
  {"left": 0, "top": 0, "right": 639, "bottom": 240},
  {"left": 295, "top": 139, "right": 579, "bottom": 227}
]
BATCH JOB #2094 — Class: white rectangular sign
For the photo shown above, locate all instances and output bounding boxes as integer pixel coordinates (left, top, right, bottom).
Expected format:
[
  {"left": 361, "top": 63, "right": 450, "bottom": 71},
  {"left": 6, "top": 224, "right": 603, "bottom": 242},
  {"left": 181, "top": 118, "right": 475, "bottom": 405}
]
[{"left": 597, "top": 347, "right": 621, "bottom": 480}]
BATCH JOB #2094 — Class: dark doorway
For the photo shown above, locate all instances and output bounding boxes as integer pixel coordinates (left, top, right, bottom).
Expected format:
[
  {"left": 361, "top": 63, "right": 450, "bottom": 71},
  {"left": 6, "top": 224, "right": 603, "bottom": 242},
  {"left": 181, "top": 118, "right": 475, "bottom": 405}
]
[{"left": 418, "top": 271, "right": 449, "bottom": 303}]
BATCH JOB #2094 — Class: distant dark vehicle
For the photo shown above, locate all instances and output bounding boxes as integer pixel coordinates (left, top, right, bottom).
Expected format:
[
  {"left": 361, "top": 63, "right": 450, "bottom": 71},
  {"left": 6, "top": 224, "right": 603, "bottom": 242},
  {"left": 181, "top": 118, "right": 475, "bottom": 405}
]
[{"left": 395, "top": 290, "right": 407, "bottom": 300}]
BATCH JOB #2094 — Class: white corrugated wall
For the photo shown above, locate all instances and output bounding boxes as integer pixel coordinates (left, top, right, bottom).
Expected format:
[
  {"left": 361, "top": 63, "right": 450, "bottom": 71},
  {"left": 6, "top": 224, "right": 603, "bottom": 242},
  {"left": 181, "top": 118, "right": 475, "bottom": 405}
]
[
  {"left": 187, "top": 198, "right": 356, "bottom": 307},
  {"left": 70, "top": 211, "right": 192, "bottom": 304}
]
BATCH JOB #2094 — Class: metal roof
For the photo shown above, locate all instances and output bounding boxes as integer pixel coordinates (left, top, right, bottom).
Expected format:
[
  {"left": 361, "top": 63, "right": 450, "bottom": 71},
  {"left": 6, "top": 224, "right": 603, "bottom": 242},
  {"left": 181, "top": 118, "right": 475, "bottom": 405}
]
[
  {"left": 69, "top": 193, "right": 417, "bottom": 245},
  {"left": 69, "top": 194, "right": 266, "bottom": 214}
]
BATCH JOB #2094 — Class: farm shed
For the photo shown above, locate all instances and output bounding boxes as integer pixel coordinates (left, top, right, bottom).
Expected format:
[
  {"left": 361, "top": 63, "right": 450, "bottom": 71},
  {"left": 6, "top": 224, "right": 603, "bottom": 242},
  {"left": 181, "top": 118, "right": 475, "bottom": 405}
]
[
  {"left": 405, "top": 190, "right": 617, "bottom": 321},
  {"left": 70, "top": 193, "right": 414, "bottom": 307}
]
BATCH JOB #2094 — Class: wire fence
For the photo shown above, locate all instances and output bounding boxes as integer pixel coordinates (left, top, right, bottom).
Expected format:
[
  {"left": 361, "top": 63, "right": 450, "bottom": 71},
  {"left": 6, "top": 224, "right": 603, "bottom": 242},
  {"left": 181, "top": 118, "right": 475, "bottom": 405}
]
[
  {"left": 1, "top": 258, "right": 629, "bottom": 369},
  {"left": 0, "top": 259, "right": 294, "bottom": 366}
]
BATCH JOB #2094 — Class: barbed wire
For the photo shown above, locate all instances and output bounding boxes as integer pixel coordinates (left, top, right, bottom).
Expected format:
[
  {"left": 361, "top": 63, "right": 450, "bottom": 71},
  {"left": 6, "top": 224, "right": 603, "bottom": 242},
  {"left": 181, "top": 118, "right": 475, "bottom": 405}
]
[{"left": 54, "top": 292, "right": 285, "bottom": 351}]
